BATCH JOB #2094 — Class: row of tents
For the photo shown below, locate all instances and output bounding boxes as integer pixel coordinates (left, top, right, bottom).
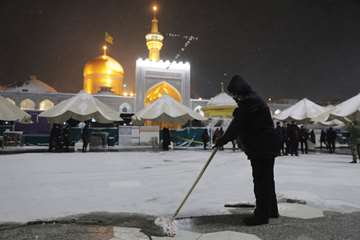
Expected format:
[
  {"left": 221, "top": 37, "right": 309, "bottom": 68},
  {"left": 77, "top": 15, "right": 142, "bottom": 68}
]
[
  {"left": 0, "top": 91, "right": 359, "bottom": 127},
  {"left": 274, "top": 93, "right": 360, "bottom": 125},
  {"left": 0, "top": 91, "right": 205, "bottom": 125}
]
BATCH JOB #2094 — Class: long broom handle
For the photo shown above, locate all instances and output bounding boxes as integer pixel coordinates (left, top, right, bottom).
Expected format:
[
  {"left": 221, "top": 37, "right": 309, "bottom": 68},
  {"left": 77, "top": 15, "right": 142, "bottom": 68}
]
[{"left": 172, "top": 147, "right": 218, "bottom": 218}]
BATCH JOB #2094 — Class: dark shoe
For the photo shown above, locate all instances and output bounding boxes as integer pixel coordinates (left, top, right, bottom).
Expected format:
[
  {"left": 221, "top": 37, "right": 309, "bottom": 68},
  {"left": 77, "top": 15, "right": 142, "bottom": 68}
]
[
  {"left": 244, "top": 215, "right": 268, "bottom": 226},
  {"left": 269, "top": 212, "right": 279, "bottom": 218},
  {"left": 350, "top": 161, "right": 357, "bottom": 163}
]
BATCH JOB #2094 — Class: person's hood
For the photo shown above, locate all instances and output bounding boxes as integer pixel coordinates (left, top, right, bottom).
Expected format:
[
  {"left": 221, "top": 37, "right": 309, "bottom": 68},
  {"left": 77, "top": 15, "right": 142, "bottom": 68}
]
[{"left": 227, "top": 75, "right": 254, "bottom": 97}]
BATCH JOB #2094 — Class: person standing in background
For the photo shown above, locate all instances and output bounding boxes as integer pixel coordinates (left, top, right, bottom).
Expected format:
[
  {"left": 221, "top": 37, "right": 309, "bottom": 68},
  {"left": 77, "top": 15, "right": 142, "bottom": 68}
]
[
  {"left": 201, "top": 129, "right": 210, "bottom": 150},
  {"left": 299, "top": 125, "right": 309, "bottom": 154}
]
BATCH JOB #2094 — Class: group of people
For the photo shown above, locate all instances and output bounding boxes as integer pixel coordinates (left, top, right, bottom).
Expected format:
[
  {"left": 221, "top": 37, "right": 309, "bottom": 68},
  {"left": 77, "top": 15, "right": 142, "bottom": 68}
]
[
  {"left": 274, "top": 121, "right": 316, "bottom": 156},
  {"left": 48, "top": 123, "right": 72, "bottom": 152},
  {"left": 49, "top": 121, "right": 91, "bottom": 152},
  {"left": 319, "top": 127, "right": 338, "bottom": 153}
]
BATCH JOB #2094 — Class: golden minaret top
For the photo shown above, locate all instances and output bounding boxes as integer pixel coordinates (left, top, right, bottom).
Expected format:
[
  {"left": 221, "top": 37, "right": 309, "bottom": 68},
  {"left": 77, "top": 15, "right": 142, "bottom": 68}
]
[{"left": 145, "top": 5, "right": 164, "bottom": 61}]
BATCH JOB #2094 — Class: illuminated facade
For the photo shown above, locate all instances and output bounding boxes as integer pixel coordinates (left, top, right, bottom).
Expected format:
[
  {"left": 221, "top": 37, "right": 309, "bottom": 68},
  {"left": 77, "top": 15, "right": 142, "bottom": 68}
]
[
  {"left": 83, "top": 47, "right": 124, "bottom": 95},
  {"left": 135, "top": 6, "right": 191, "bottom": 111},
  {"left": 144, "top": 81, "right": 182, "bottom": 105},
  {"left": 1, "top": 4, "right": 217, "bottom": 118}
]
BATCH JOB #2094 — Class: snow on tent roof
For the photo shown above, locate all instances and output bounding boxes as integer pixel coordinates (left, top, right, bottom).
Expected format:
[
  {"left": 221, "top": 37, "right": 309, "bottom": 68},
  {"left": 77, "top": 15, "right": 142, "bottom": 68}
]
[
  {"left": 0, "top": 95, "right": 32, "bottom": 123},
  {"left": 4, "top": 76, "right": 57, "bottom": 94},
  {"left": 39, "top": 91, "right": 122, "bottom": 124},
  {"left": 207, "top": 92, "right": 237, "bottom": 107},
  {"left": 274, "top": 98, "right": 326, "bottom": 123},
  {"left": 133, "top": 95, "right": 206, "bottom": 124},
  {"left": 329, "top": 92, "right": 360, "bottom": 121}
]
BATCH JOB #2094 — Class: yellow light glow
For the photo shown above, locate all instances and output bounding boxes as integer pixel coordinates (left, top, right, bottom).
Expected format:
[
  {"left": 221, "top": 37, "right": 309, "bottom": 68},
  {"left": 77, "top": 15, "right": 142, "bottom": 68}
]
[
  {"left": 104, "top": 78, "right": 112, "bottom": 87},
  {"left": 144, "top": 81, "right": 182, "bottom": 105},
  {"left": 153, "top": 5, "right": 157, "bottom": 12},
  {"left": 83, "top": 55, "right": 124, "bottom": 95},
  {"left": 103, "top": 45, "right": 108, "bottom": 51},
  {"left": 129, "top": 93, "right": 134, "bottom": 97},
  {"left": 123, "top": 92, "right": 128, "bottom": 96}
]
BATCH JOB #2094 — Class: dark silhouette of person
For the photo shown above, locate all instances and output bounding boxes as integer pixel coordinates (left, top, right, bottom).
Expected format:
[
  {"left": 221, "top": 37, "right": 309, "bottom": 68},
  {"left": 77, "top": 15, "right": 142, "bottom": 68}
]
[
  {"left": 310, "top": 130, "right": 316, "bottom": 145},
  {"left": 275, "top": 122, "right": 285, "bottom": 156},
  {"left": 201, "top": 129, "right": 210, "bottom": 150},
  {"left": 320, "top": 129, "right": 327, "bottom": 150},
  {"left": 349, "top": 121, "right": 360, "bottom": 163},
  {"left": 218, "top": 127, "right": 224, "bottom": 150},
  {"left": 82, "top": 122, "right": 91, "bottom": 152},
  {"left": 162, "top": 128, "right": 171, "bottom": 151},
  {"left": 326, "top": 127, "right": 337, "bottom": 153},
  {"left": 212, "top": 128, "right": 219, "bottom": 144},
  {"left": 215, "top": 75, "right": 280, "bottom": 226},
  {"left": 63, "top": 123, "right": 72, "bottom": 152},
  {"left": 285, "top": 123, "right": 291, "bottom": 155},
  {"left": 212, "top": 128, "right": 222, "bottom": 150},
  {"left": 299, "top": 125, "right": 309, "bottom": 154},
  {"left": 288, "top": 121, "right": 299, "bottom": 156},
  {"left": 49, "top": 124, "right": 61, "bottom": 152}
]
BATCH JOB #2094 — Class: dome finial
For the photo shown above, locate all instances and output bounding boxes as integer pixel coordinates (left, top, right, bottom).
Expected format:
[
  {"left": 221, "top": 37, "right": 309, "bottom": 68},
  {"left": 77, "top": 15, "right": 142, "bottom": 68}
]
[
  {"left": 102, "top": 45, "right": 108, "bottom": 56},
  {"left": 221, "top": 81, "right": 224, "bottom": 92},
  {"left": 152, "top": 5, "right": 158, "bottom": 21}
]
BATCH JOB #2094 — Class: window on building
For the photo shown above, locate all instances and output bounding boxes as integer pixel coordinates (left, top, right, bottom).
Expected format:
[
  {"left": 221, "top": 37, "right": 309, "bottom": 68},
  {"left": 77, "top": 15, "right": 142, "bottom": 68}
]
[
  {"left": 39, "top": 99, "right": 55, "bottom": 111},
  {"left": 20, "top": 99, "right": 36, "bottom": 110}
]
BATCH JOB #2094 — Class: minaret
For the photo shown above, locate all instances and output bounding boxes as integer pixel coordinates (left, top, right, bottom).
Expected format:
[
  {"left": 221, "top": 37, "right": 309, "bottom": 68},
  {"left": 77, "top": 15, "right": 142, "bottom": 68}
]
[{"left": 145, "top": 5, "right": 164, "bottom": 61}]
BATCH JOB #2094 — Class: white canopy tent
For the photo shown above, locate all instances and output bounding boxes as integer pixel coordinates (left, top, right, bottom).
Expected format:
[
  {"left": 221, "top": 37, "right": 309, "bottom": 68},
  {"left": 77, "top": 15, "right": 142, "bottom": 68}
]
[
  {"left": 0, "top": 95, "right": 32, "bottom": 123},
  {"left": 329, "top": 93, "right": 360, "bottom": 122},
  {"left": 39, "top": 91, "right": 122, "bottom": 124},
  {"left": 310, "top": 105, "right": 344, "bottom": 127},
  {"left": 274, "top": 98, "right": 326, "bottom": 123},
  {"left": 133, "top": 95, "right": 206, "bottom": 125}
]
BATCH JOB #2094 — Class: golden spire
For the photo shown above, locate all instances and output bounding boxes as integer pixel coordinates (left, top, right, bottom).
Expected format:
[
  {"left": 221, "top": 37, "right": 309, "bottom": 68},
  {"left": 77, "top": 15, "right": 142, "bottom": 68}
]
[
  {"left": 151, "top": 5, "right": 159, "bottom": 33},
  {"left": 145, "top": 4, "right": 164, "bottom": 61}
]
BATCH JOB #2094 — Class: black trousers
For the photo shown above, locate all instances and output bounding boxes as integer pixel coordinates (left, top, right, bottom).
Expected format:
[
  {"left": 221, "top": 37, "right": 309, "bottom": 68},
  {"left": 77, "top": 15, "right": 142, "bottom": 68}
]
[
  {"left": 300, "top": 140, "right": 308, "bottom": 154},
  {"left": 82, "top": 140, "right": 88, "bottom": 152},
  {"left": 328, "top": 141, "right": 335, "bottom": 153},
  {"left": 250, "top": 157, "right": 278, "bottom": 219},
  {"left": 290, "top": 140, "right": 299, "bottom": 156}
]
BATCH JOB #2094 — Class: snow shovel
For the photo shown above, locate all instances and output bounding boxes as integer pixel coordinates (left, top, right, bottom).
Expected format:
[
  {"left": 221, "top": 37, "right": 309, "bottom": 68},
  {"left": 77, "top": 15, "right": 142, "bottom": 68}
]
[{"left": 154, "top": 147, "right": 218, "bottom": 236}]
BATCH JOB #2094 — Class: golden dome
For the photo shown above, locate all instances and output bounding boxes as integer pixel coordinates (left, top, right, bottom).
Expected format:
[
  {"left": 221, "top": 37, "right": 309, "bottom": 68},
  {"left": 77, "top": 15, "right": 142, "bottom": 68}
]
[
  {"left": 83, "top": 55, "right": 125, "bottom": 95},
  {"left": 84, "top": 55, "right": 124, "bottom": 76}
]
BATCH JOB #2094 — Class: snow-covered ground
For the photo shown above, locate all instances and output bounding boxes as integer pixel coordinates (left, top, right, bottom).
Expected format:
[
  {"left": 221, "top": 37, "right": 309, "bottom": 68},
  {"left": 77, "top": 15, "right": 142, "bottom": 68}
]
[{"left": 0, "top": 150, "right": 359, "bottom": 223}]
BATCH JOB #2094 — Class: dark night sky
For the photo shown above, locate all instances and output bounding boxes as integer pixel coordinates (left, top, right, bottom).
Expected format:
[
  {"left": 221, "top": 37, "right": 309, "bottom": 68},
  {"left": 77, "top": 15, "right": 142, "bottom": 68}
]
[{"left": 0, "top": 0, "right": 359, "bottom": 101}]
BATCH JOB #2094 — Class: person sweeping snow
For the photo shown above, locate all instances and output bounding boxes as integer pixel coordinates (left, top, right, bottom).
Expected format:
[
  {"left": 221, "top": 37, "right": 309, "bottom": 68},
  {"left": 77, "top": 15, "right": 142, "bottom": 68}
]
[{"left": 215, "top": 75, "right": 281, "bottom": 226}]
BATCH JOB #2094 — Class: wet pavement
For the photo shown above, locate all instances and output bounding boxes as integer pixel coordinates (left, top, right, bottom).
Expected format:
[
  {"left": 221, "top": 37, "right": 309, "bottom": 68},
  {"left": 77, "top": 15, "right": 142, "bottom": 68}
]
[{"left": 1, "top": 210, "right": 360, "bottom": 240}]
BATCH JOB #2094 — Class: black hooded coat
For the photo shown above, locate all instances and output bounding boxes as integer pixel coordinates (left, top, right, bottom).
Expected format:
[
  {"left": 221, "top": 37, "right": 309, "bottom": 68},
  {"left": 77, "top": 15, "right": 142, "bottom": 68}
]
[{"left": 217, "top": 76, "right": 281, "bottom": 159}]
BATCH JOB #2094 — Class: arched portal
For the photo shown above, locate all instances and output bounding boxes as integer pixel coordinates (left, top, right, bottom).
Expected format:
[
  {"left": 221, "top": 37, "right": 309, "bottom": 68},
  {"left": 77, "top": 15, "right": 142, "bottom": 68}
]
[
  {"left": 20, "top": 98, "right": 35, "bottom": 110},
  {"left": 39, "top": 99, "right": 55, "bottom": 111},
  {"left": 144, "top": 81, "right": 182, "bottom": 106}
]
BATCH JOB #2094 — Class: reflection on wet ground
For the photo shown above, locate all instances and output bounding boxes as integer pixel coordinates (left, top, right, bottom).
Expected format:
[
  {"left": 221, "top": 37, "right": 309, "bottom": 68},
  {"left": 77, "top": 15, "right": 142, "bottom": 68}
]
[{"left": 0, "top": 224, "right": 114, "bottom": 240}]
